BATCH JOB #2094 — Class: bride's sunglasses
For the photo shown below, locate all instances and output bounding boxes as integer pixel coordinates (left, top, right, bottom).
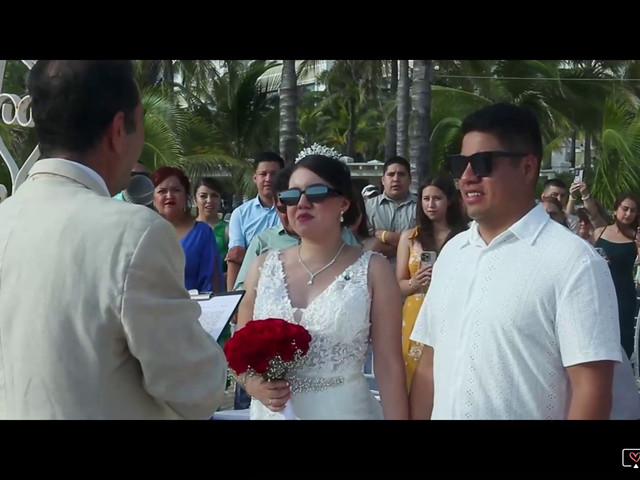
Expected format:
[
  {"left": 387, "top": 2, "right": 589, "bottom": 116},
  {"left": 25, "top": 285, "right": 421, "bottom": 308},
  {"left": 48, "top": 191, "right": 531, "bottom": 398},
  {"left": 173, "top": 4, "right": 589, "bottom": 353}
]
[
  {"left": 448, "top": 151, "right": 528, "bottom": 179},
  {"left": 278, "top": 183, "right": 342, "bottom": 207}
]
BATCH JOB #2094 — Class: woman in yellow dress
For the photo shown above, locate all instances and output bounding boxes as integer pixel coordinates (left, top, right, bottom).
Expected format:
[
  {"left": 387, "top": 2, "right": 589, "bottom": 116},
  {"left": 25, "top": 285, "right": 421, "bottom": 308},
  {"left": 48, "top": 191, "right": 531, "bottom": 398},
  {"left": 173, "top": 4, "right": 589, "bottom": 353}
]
[{"left": 396, "top": 174, "right": 468, "bottom": 391}]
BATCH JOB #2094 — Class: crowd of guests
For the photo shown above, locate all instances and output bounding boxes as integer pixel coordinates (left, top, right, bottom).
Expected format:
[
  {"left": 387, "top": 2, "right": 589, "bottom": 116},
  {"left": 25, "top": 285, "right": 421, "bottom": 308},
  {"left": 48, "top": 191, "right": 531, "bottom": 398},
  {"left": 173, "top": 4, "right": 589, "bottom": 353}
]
[
  {"left": 540, "top": 177, "right": 640, "bottom": 362},
  {"left": 2, "top": 60, "right": 640, "bottom": 421},
  {"left": 111, "top": 130, "right": 640, "bottom": 420}
]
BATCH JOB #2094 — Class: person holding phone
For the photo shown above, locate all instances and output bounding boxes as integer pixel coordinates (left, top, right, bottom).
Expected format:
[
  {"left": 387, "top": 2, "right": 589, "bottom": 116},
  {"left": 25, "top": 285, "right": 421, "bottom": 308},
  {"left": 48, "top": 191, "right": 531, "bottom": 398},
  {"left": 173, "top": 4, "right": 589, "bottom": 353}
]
[
  {"left": 565, "top": 174, "right": 609, "bottom": 229},
  {"left": 395, "top": 174, "right": 469, "bottom": 391}
]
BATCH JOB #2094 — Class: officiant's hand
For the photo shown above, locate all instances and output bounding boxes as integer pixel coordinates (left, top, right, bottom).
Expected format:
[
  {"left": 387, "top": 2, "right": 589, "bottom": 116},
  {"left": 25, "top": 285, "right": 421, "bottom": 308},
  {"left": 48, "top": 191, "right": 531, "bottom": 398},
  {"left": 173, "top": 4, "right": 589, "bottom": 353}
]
[{"left": 244, "top": 376, "right": 291, "bottom": 412}]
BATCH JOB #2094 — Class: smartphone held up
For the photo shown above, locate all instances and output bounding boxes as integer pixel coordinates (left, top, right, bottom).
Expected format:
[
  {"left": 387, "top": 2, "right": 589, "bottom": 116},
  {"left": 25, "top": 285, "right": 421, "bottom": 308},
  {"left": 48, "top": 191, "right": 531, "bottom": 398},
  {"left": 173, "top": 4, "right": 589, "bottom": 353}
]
[{"left": 420, "top": 251, "right": 437, "bottom": 268}]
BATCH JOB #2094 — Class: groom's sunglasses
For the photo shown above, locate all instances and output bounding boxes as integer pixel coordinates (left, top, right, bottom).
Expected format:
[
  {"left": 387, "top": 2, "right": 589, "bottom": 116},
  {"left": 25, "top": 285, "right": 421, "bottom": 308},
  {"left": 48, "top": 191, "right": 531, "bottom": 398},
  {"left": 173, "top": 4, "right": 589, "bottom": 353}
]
[
  {"left": 448, "top": 151, "right": 528, "bottom": 179},
  {"left": 278, "top": 183, "right": 342, "bottom": 207}
]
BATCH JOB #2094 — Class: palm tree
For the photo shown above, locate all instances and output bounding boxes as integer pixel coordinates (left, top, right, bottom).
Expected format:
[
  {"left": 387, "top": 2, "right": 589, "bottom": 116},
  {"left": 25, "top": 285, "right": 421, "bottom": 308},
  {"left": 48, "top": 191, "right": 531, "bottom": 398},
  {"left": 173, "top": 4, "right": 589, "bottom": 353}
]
[
  {"left": 426, "top": 61, "right": 566, "bottom": 174},
  {"left": 320, "top": 60, "right": 386, "bottom": 158},
  {"left": 208, "top": 61, "right": 280, "bottom": 159},
  {"left": 427, "top": 86, "right": 492, "bottom": 174},
  {"left": 279, "top": 60, "right": 298, "bottom": 165},
  {"left": 384, "top": 60, "right": 398, "bottom": 159},
  {"left": 136, "top": 60, "right": 164, "bottom": 89},
  {"left": 133, "top": 65, "right": 251, "bottom": 195},
  {"left": 409, "top": 60, "right": 433, "bottom": 187},
  {"left": 176, "top": 60, "right": 281, "bottom": 198},
  {"left": 297, "top": 90, "right": 332, "bottom": 147},
  {"left": 429, "top": 60, "right": 579, "bottom": 173},
  {"left": 138, "top": 86, "right": 241, "bottom": 195},
  {"left": 173, "top": 60, "right": 220, "bottom": 102},
  {"left": 396, "top": 60, "right": 410, "bottom": 158},
  {"left": 591, "top": 97, "right": 640, "bottom": 208},
  {"left": 536, "top": 61, "right": 617, "bottom": 166}
]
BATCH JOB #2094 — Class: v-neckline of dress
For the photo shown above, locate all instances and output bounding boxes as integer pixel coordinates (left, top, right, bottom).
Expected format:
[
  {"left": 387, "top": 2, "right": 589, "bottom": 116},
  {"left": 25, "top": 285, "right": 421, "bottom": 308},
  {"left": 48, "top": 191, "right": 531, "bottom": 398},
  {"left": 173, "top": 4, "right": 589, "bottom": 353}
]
[{"left": 274, "top": 249, "right": 368, "bottom": 323}]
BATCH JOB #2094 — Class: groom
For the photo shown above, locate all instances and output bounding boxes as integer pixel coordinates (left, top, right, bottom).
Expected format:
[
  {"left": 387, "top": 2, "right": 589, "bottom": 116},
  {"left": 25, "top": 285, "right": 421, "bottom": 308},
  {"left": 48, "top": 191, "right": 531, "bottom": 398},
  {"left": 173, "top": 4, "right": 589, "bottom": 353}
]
[{"left": 409, "top": 103, "right": 622, "bottom": 420}]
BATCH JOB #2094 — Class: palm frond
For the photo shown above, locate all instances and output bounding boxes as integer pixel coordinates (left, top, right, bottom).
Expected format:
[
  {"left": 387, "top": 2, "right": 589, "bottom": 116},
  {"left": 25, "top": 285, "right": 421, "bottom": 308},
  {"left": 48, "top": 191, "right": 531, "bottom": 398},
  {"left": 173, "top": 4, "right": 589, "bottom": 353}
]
[
  {"left": 592, "top": 97, "right": 640, "bottom": 207},
  {"left": 429, "top": 116, "right": 463, "bottom": 173}
]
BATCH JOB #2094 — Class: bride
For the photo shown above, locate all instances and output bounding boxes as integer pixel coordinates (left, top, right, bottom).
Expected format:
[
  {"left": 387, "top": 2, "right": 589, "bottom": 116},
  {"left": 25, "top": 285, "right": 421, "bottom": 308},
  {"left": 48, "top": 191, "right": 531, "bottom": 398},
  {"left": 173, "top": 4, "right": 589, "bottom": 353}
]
[{"left": 236, "top": 153, "right": 408, "bottom": 420}]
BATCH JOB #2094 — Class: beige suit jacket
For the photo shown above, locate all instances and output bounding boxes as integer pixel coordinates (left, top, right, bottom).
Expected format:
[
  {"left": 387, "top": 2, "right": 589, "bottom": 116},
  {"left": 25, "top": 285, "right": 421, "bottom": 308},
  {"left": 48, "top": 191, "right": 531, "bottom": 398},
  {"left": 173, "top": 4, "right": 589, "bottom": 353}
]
[{"left": 0, "top": 158, "right": 228, "bottom": 419}]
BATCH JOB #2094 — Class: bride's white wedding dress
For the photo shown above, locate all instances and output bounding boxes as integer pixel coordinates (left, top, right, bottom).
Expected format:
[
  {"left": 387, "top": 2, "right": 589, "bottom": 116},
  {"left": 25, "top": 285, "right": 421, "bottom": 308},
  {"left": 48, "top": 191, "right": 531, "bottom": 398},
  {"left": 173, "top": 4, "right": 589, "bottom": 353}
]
[{"left": 249, "top": 249, "right": 383, "bottom": 420}]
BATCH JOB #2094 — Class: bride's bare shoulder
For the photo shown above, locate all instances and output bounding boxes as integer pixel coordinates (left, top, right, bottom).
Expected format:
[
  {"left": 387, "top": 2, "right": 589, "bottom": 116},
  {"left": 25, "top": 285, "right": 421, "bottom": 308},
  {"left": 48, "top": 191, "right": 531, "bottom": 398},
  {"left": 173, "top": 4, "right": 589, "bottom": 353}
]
[{"left": 367, "top": 251, "right": 394, "bottom": 273}]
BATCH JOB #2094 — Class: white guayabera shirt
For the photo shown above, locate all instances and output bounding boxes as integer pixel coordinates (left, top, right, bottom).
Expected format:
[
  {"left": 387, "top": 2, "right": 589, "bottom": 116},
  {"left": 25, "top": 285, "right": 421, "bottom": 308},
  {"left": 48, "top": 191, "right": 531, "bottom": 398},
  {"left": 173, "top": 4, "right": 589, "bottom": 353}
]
[{"left": 411, "top": 204, "right": 624, "bottom": 420}]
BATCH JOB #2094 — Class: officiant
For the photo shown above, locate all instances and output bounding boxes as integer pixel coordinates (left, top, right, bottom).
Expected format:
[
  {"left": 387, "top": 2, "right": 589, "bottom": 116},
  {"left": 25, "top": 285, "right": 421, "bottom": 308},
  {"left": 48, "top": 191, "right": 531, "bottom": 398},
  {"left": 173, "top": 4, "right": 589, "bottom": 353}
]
[{"left": 0, "top": 60, "right": 227, "bottom": 419}]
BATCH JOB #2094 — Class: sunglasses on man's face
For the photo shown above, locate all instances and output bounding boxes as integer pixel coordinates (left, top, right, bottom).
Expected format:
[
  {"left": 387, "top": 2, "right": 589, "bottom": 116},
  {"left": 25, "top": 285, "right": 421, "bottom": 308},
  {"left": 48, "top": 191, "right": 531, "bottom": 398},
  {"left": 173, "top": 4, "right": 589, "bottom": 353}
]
[
  {"left": 278, "top": 183, "right": 342, "bottom": 207},
  {"left": 448, "top": 151, "right": 528, "bottom": 179}
]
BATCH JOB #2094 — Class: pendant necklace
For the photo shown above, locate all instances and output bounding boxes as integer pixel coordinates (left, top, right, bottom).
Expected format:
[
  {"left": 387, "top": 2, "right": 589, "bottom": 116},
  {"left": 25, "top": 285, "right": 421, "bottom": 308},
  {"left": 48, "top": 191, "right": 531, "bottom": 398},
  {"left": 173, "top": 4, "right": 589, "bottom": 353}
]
[{"left": 298, "top": 242, "right": 347, "bottom": 285}]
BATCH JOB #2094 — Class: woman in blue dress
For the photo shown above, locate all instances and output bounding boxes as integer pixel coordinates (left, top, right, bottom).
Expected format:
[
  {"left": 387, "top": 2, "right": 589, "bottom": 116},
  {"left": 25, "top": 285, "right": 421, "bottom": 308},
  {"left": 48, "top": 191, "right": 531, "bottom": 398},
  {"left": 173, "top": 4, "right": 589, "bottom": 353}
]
[{"left": 151, "top": 166, "right": 224, "bottom": 293}]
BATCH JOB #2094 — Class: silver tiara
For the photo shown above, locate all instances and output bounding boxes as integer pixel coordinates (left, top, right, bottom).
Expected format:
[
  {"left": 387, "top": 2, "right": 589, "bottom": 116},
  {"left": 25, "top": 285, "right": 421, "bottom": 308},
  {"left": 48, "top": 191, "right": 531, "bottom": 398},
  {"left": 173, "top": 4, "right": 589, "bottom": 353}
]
[{"left": 295, "top": 143, "right": 342, "bottom": 163}]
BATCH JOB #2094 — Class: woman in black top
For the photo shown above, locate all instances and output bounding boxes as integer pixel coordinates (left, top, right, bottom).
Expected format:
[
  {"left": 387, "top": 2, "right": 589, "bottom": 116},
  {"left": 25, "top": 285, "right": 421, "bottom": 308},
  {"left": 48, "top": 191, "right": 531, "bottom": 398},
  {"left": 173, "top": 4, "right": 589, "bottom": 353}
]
[{"left": 593, "top": 193, "right": 640, "bottom": 359}]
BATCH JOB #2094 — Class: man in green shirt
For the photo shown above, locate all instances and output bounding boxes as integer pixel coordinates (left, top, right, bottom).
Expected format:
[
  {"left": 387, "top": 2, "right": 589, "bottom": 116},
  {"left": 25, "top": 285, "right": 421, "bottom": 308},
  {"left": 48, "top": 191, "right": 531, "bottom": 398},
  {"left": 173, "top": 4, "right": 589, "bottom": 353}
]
[{"left": 233, "top": 165, "right": 359, "bottom": 291}]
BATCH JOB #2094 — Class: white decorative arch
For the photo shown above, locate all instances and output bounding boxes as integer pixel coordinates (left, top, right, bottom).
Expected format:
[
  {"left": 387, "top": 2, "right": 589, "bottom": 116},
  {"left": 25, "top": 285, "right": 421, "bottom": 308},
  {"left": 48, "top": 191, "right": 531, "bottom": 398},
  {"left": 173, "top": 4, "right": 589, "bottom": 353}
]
[{"left": 0, "top": 60, "right": 40, "bottom": 195}]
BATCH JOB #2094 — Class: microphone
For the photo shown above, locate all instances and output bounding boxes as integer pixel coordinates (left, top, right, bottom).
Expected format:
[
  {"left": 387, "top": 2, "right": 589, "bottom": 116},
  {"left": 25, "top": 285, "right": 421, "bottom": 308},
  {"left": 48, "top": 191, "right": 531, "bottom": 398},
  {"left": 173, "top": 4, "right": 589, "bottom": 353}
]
[{"left": 122, "top": 174, "right": 154, "bottom": 207}]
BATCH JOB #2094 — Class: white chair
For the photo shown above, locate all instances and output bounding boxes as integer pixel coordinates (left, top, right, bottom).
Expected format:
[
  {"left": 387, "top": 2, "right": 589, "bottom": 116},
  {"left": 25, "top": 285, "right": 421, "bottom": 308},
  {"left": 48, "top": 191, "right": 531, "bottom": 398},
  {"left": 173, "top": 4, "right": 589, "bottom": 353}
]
[{"left": 212, "top": 408, "right": 250, "bottom": 420}]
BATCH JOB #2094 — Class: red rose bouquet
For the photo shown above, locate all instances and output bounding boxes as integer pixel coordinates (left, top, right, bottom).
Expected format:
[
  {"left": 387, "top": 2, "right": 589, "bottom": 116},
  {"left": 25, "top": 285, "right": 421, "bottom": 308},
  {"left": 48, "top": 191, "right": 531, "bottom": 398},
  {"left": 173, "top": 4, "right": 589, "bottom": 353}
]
[{"left": 223, "top": 318, "right": 312, "bottom": 419}]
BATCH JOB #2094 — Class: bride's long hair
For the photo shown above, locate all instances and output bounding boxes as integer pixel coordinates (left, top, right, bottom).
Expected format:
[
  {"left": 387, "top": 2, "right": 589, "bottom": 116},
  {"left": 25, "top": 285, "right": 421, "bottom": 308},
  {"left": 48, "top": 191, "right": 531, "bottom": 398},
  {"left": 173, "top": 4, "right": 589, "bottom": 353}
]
[{"left": 291, "top": 155, "right": 359, "bottom": 228}]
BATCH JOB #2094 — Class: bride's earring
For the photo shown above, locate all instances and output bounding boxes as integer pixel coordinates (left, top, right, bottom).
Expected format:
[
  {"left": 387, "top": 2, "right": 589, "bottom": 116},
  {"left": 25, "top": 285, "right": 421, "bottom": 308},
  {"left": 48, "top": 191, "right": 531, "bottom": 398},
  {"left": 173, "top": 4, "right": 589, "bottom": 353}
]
[{"left": 340, "top": 211, "right": 344, "bottom": 223}]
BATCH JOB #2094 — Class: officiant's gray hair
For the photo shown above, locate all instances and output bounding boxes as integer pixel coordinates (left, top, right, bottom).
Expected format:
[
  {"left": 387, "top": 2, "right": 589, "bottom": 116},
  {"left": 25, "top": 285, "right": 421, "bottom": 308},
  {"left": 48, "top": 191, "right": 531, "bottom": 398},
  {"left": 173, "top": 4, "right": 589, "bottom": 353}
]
[{"left": 291, "top": 155, "right": 358, "bottom": 228}]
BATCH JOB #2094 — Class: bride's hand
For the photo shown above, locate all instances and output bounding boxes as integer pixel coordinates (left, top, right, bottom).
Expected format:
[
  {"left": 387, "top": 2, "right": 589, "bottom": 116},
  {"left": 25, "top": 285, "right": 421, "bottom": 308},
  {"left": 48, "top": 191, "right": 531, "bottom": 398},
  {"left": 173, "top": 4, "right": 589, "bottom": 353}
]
[{"left": 244, "top": 376, "right": 291, "bottom": 412}]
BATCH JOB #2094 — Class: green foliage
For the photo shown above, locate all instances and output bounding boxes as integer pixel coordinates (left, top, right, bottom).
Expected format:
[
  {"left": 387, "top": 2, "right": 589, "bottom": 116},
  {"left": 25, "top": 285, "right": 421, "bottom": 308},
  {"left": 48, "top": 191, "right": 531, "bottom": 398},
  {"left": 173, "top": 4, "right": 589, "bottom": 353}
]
[
  {"left": 4, "top": 59, "right": 640, "bottom": 205},
  {"left": 0, "top": 159, "right": 10, "bottom": 192},
  {"left": 592, "top": 97, "right": 640, "bottom": 208}
]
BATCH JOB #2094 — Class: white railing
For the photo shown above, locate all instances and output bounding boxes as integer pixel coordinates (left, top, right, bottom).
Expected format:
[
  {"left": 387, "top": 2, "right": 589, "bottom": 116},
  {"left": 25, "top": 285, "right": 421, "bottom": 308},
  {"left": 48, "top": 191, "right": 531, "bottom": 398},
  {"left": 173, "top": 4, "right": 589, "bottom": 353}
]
[{"left": 0, "top": 60, "right": 39, "bottom": 195}]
